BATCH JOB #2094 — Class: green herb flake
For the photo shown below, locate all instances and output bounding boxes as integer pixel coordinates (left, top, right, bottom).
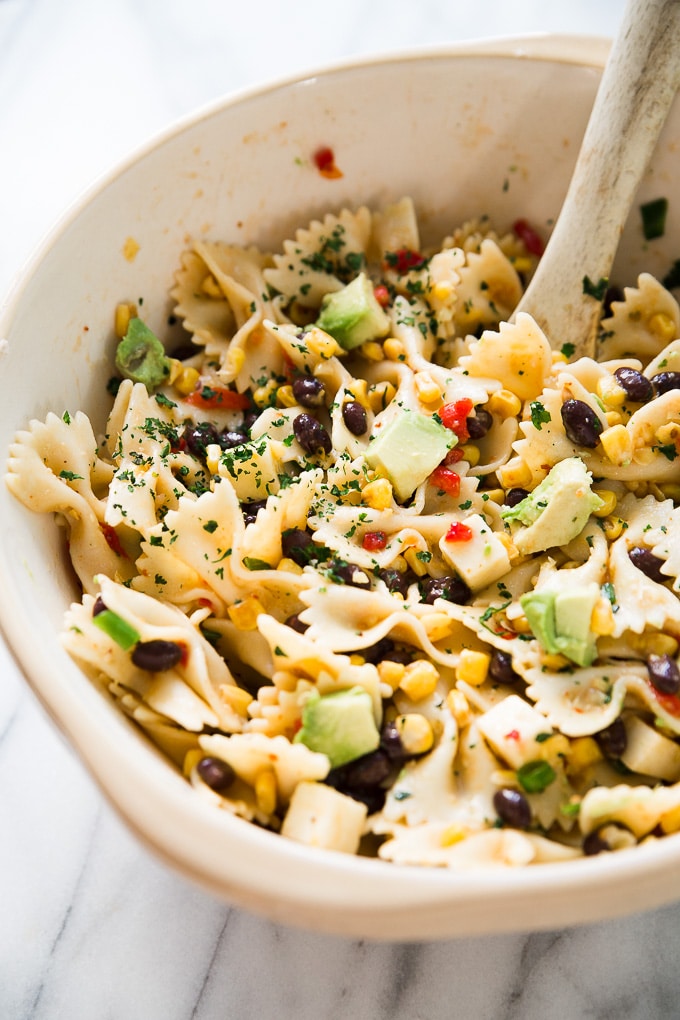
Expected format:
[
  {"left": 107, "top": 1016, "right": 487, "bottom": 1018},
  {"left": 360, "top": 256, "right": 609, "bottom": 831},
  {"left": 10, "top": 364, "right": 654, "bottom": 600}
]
[
  {"left": 59, "top": 470, "right": 84, "bottom": 481},
  {"left": 640, "top": 197, "right": 668, "bottom": 241},
  {"left": 242, "top": 557, "right": 272, "bottom": 571},
  {"left": 582, "top": 276, "right": 609, "bottom": 301},
  {"left": 203, "top": 520, "right": 219, "bottom": 533},
  {"left": 561, "top": 342, "right": 576, "bottom": 359},
  {"left": 516, "top": 759, "right": 556, "bottom": 794},
  {"left": 529, "top": 401, "right": 551, "bottom": 431}
]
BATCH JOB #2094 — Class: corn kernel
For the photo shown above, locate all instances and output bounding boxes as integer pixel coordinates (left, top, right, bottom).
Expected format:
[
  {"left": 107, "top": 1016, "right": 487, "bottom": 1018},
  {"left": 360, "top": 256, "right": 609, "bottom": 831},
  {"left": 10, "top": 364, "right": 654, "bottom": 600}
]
[
  {"left": 399, "top": 659, "right": 440, "bottom": 701},
  {"left": 360, "top": 340, "right": 385, "bottom": 362},
  {"left": 566, "top": 736, "right": 603, "bottom": 775},
  {"left": 183, "top": 748, "right": 203, "bottom": 777},
  {"left": 174, "top": 366, "right": 201, "bottom": 396},
  {"left": 431, "top": 280, "right": 453, "bottom": 303},
  {"left": 403, "top": 548, "right": 430, "bottom": 577},
  {"left": 305, "top": 327, "right": 342, "bottom": 360},
  {"left": 591, "top": 598, "right": 615, "bottom": 636},
  {"left": 596, "top": 375, "right": 627, "bottom": 408},
  {"left": 602, "top": 515, "right": 625, "bottom": 541},
  {"left": 513, "top": 256, "right": 534, "bottom": 276},
  {"left": 447, "top": 688, "right": 472, "bottom": 728},
  {"left": 455, "top": 649, "right": 491, "bottom": 687},
  {"left": 219, "top": 684, "right": 253, "bottom": 717},
  {"left": 648, "top": 312, "right": 677, "bottom": 342},
  {"left": 276, "top": 384, "right": 297, "bottom": 408},
  {"left": 605, "top": 411, "right": 623, "bottom": 427},
  {"left": 655, "top": 422, "right": 680, "bottom": 446},
  {"left": 384, "top": 338, "right": 406, "bottom": 361},
  {"left": 205, "top": 443, "right": 222, "bottom": 475},
  {"left": 630, "top": 631, "right": 679, "bottom": 657},
  {"left": 345, "top": 378, "right": 370, "bottom": 407},
  {"left": 495, "top": 531, "right": 521, "bottom": 563},
  {"left": 441, "top": 824, "right": 466, "bottom": 847},
  {"left": 551, "top": 350, "right": 569, "bottom": 364},
  {"left": 600, "top": 424, "right": 633, "bottom": 466},
  {"left": 660, "top": 803, "right": 680, "bottom": 834},
  {"left": 362, "top": 477, "right": 393, "bottom": 511},
  {"left": 659, "top": 483, "right": 680, "bottom": 502},
  {"left": 349, "top": 653, "right": 365, "bottom": 666},
  {"left": 496, "top": 457, "right": 533, "bottom": 489},
  {"left": 541, "top": 652, "right": 571, "bottom": 671},
  {"left": 414, "top": 371, "right": 442, "bottom": 404},
  {"left": 227, "top": 596, "right": 265, "bottom": 630},
  {"left": 255, "top": 768, "right": 277, "bottom": 815},
  {"left": 200, "top": 273, "right": 220, "bottom": 297},
  {"left": 460, "top": 444, "right": 480, "bottom": 467},
  {"left": 114, "top": 301, "right": 137, "bottom": 338},
  {"left": 482, "top": 487, "right": 506, "bottom": 505},
  {"left": 395, "top": 713, "right": 435, "bottom": 755},
  {"left": 535, "top": 733, "right": 570, "bottom": 763},
  {"left": 227, "top": 346, "right": 246, "bottom": 375},
  {"left": 423, "top": 613, "right": 455, "bottom": 643},
  {"left": 368, "top": 381, "right": 396, "bottom": 413},
  {"left": 277, "top": 557, "right": 303, "bottom": 575},
  {"left": 377, "top": 659, "right": 406, "bottom": 691},
  {"left": 487, "top": 389, "right": 522, "bottom": 418},
  {"left": 592, "top": 488, "right": 617, "bottom": 518},
  {"left": 252, "top": 379, "right": 278, "bottom": 408}
]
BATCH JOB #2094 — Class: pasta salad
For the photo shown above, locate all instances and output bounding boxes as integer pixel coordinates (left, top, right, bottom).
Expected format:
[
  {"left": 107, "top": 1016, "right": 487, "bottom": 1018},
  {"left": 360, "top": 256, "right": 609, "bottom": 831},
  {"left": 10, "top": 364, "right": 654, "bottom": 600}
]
[{"left": 9, "top": 196, "right": 680, "bottom": 868}]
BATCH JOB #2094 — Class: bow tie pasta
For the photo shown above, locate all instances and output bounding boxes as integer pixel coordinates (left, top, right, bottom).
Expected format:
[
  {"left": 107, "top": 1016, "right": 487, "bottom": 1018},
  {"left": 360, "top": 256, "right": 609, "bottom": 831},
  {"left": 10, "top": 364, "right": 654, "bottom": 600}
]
[{"left": 8, "top": 196, "right": 680, "bottom": 867}]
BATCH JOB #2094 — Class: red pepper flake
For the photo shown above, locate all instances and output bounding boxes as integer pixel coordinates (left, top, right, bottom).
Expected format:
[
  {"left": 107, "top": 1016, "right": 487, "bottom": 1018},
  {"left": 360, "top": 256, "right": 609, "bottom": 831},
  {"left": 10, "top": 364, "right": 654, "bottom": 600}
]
[
  {"left": 429, "top": 466, "right": 461, "bottom": 496},
  {"left": 439, "top": 398, "right": 473, "bottom": 443},
  {"left": 362, "top": 530, "right": 388, "bottom": 552},
  {"left": 445, "top": 521, "right": 474, "bottom": 543},
  {"left": 505, "top": 729, "right": 521, "bottom": 741},
  {"left": 373, "top": 284, "right": 390, "bottom": 308},
  {"left": 512, "top": 218, "right": 545, "bottom": 257},
  {"left": 313, "top": 146, "right": 343, "bottom": 179},
  {"left": 100, "top": 522, "right": 128, "bottom": 559},
  {"left": 186, "top": 385, "right": 251, "bottom": 411},
  {"left": 383, "top": 248, "right": 426, "bottom": 275}
]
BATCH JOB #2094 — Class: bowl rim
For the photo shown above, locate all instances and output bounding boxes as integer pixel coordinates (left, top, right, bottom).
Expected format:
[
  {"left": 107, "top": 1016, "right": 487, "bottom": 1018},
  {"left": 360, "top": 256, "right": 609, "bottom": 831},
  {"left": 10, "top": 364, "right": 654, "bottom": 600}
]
[{"left": 7, "top": 33, "right": 677, "bottom": 941}]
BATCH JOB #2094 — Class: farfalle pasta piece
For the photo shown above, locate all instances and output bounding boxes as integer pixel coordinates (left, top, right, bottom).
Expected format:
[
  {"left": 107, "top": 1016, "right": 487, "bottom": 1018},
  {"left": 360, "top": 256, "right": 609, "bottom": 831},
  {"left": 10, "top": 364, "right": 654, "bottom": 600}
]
[
  {"left": 452, "top": 239, "right": 523, "bottom": 336},
  {"left": 263, "top": 205, "right": 372, "bottom": 308},
  {"left": 370, "top": 196, "right": 420, "bottom": 258},
  {"left": 579, "top": 782, "right": 680, "bottom": 839},
  {"left": 459, "top": 312, "right": 553, "bottom": 402},
  {"left": 598, "top": 274, "right": 680, "bottom": 362},
  {"left": 6, "top": 411, "right": 124, "bottom": 592},
  {"left": 377, "top": 825, "right": 579, "bottom": 867}
]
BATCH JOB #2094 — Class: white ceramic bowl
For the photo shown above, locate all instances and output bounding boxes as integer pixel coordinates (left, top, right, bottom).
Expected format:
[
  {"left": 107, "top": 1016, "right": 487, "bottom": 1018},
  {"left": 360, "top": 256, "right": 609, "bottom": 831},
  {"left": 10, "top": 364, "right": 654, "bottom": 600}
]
[{"left": 3, "top": 36, "right": 680, "bottom": 940}]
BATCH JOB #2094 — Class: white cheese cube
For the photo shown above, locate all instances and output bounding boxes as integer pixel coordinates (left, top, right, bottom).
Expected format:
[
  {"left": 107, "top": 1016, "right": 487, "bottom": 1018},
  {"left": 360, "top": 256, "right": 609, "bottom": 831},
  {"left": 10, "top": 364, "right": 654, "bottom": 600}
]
[
  {"left": 439, "top": 514, "right": 510, "bottom": 591},
  {"left": 620, "top": 715, "right": 680, "bottom": 782},
  {"left": 476, "top": 694, "right": 550, "bottom": 769},
  {"left": 281, "top": 781, "right": 367, "bottom": 854}
]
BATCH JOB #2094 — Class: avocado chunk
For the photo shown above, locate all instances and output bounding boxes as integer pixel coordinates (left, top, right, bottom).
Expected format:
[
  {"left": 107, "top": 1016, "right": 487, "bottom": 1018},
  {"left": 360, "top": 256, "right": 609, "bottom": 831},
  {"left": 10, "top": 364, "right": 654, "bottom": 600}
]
[
  {"left": 365, "top": 411, "right": 455, "bottom": 502},
  {"left": 115, "top": 317, "right": 172, "bottom": 390},
  {"left": 315, "top": 272, "right": 390, "bottom": 350},
  {"left": 294, "top": 686, "right": 380, "bottom": 768},
  {"left": 520, "top": 582, "right": 600, "bottom": 667},
  {"left": 501, "top": 457, "right": 603, "bottom": 555}
]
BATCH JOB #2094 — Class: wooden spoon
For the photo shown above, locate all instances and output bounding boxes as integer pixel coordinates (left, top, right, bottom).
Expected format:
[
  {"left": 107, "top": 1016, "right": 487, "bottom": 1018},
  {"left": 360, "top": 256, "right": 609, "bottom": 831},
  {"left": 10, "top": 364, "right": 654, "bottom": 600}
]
[{"left": 513, "top": 0, "right": 680, "bottom": 358}]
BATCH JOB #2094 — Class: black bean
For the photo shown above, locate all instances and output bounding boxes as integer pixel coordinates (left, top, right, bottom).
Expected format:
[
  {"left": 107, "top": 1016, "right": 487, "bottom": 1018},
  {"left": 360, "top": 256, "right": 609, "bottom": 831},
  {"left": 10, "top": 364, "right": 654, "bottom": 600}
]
[
  {"left": 603, "top": 285, "right": 624, "bottom": 317},
  {"left": 652, "top": 372, "right": 680, "bottom": 395},
  {"left": 488, "top": 649, "right": 521, "bottom": 685},
  {"left": 419, "top": 574, "right": 471, "bottom": 605},
  {"left": 243, "top": 411, "right": 259, "bottom": 433},
  {"left": 241, "top": 499, "right": 267, "bottom": 524},
  {"left": 595, "top": 716, "right": 627, "bottom": 758},
  {"left": 131, "top": 639, "right": 183, "bottom": 672},
  {"left": 281, "top": 527, "right": 317, "bottom": 566},
  {"left": 327, "top": 559, "right": 371, "bottom": 588},
  {"left": 219, "top": 428, "right": 248, "bottom": 450},
  {"left": 466, "top": 407, "right": 493, "bottom": 440},
  {"left": 184, "top": 421, "right": 220, "bottom": 459},
  {"left": 338, "top": 749, "right": 392, "bottom": 789},
  {"left": 628, "top": 546, "right": 668, "bottom": 583},
  {"left": 560, "top": 399, "right": 603, "bottom": 448},
  {"left": 93, "top": 595, "right": 107, "bottom": 616},
  {"left": 380, "top": 720, "right": 407, "bottom": 763},
  {"left": 583, "top": 823, "right": 636, "bottom": 855},
  {"left": 342, "top": 400, "right": 368, "bottom": 436},
  {"left": 196, "top": 755, "right": 236, "bottom": 792},
  {"left": 285, "top": 613, "right": 308, "bottom": 634},
  {"left": 493, "top": 788, "right": 531, "bottom": 829},
  {"left": 647, "top": 653, "right": 680, "bottom": 695},
  {"left": 293, "top": 413, "right": 332, "bottom": 456},
  {"left": 613, "top": 367, "right": 653, "bottom": 403},
  {"left": 292, "top": 376, "right": 325, "bottom": 407},
  {"left": 378, "top": 568, "right": 415, "bottom": 597},
  {"left": 504, "top": 487, "right": 530, "bottom": 508},
  {"left": 355, "top": 637, "right": 396, "bottom": 664},
  {"left": 583, "top": 828, "right": 611, "bottom": 856}
]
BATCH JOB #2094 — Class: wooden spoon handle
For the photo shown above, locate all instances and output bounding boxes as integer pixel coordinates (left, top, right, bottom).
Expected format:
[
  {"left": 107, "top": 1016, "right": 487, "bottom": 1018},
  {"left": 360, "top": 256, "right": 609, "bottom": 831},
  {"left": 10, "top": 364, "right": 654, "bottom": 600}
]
[{"left": 513, "top": 0, "right": 680, "bottom": 358}]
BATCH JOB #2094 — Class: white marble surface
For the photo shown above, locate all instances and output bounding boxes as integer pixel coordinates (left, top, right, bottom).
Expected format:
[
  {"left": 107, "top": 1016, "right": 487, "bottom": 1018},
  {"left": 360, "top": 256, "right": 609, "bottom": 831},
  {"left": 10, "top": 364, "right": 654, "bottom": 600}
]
[{"left": 5, "top": 1, "right": 680, "bottom": 1017}]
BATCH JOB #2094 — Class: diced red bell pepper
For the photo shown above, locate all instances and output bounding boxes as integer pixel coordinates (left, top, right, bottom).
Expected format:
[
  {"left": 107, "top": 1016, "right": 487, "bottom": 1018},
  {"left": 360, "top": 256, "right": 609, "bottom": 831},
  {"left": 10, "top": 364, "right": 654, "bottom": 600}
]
[
  {"left": 445, "top": 521, "right": 474, "bottom": 543},
  {"left": 186, "top": 385, "right": 251, "bottom": 411},
  {"left": 383, "top": 248, "right": 426, "bottom": 274},
  {"left": 373, "top": 284, "right": 390, "bottom": 308},
  {"left": 653, "top": 689, "right": 680, "bottom": 717},
  {"left": 512, "top": 218, "right": 545, "bottom": 257},
  {"left": 439, "top": 399, "right": 473, "bottom": 443},
  {"left": 362, "top": 531, "right": 388, "bottom": 552},
  {"left": 313, "top": 146, "right": 343, "bottom": 179},
  {"left": 429, "top": 466, "right": 461, "bottom": 496}
]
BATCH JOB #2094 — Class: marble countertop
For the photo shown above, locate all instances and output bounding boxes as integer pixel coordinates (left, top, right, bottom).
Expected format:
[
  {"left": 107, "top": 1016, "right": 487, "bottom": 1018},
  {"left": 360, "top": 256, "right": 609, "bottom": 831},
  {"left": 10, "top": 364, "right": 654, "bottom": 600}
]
[{"left": 4, "top": 1, "right": 680, "bottom": 1017}]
